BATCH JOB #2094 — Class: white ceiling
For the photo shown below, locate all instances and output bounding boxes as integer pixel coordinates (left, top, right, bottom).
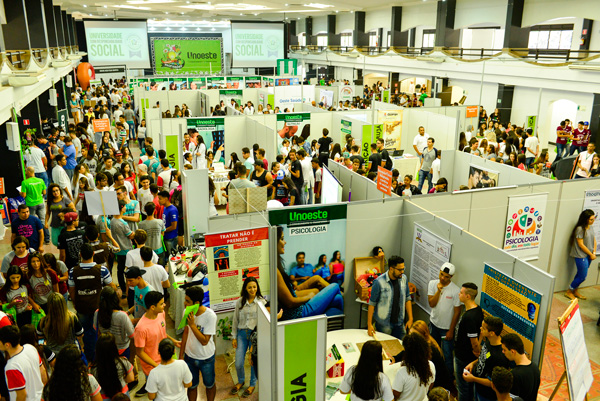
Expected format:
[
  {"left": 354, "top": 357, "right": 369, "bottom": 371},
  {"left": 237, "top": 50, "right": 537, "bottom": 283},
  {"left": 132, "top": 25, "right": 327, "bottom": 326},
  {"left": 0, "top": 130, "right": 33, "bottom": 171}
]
[{"left": 63, "top": 0, "right": 439, "bottom": 23}]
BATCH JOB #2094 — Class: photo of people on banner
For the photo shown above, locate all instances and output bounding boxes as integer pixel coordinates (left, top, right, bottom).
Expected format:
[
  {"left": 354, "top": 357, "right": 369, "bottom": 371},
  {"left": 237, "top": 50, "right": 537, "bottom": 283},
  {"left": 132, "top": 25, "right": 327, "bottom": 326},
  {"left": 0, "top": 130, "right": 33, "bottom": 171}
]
[
  {"left": 186, "top": 118, "right": 225, "bottom": 166},
  {"left": 276, "top": 113, "right": 310, "bottom": 154},
  {"left": 269, "top": 205, "right": 347, "bottom": 320},
  {"left": 467, "top": 165, "right": 499, "bottom": 189}
]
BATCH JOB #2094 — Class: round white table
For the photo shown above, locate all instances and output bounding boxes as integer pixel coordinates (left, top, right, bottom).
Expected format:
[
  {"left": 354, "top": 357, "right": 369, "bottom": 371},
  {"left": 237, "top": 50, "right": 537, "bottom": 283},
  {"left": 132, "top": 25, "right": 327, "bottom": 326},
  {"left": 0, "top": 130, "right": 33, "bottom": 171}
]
[{"left": 326, "top": 329, "right": 402, "bottom": 401}]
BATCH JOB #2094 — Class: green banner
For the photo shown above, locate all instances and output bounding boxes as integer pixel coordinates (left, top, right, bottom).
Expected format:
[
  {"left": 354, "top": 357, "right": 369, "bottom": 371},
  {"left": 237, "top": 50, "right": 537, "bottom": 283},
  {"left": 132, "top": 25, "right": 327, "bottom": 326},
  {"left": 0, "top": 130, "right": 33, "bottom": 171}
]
[
  {"left": 269, "top": 204, "right": 347, "bottom": 226},
  {"left": 526, "top": 115, "right": 537, "bottom": 132},
  {"left": 57, "top": 109, "right": 69, "bottom": 133},
  {"left": 165, "top": 135, "right": 180, "bottom": 170},
  {"left": 276, "top": 113, "right": 310, "bottom": 123},
  {"left": 187, "top": 118, "right": 225, "bottom": 163},
  {"left": 341, "top": 119, "right": 352, "bottom": 142},
  {"left": 382, "top": 89, "right": 390, "bottom": 103},
  {"left": 189, "top": 77, "right": 206, "bottom": 90},
  {"left": 152, "top": 38, "right": 223, "bottom": 75},
  {"left": 361, "top": 124, "right": 383, "bottom": 162},
  {"left": 284, "top": 320, "right": 317, "bottom": 399},
  {"left": 226, "top": 76, "right": 244, "bottom": 89}
]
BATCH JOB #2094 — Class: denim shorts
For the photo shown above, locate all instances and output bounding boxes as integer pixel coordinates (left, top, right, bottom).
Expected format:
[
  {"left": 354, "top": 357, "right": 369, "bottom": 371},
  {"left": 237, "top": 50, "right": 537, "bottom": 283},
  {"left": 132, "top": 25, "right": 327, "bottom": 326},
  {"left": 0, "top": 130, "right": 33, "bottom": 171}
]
[{"left": 184, "top": 354, "right": 215, "bottom": 389}]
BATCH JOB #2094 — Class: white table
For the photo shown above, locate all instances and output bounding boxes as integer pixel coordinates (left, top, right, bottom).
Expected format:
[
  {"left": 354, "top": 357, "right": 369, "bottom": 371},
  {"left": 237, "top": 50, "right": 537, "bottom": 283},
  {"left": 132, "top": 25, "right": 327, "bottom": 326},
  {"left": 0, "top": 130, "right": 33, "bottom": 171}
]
[
  {"left": 326, "top": 329, "right": 402, "bottom": 401},
  {"left": 392, "top": 157, "right": 420, "bottom": 179}
]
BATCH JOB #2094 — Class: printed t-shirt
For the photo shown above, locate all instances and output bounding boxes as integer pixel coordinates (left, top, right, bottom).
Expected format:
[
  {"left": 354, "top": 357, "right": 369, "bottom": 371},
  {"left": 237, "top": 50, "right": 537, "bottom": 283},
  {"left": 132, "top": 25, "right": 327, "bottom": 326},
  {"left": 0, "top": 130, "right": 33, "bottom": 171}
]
[
  {"left": 184, "top": 308, "right": 217, "bottom": 361},
  {"left": 162, "top": 205, "right": 179, "bottom": 240}
]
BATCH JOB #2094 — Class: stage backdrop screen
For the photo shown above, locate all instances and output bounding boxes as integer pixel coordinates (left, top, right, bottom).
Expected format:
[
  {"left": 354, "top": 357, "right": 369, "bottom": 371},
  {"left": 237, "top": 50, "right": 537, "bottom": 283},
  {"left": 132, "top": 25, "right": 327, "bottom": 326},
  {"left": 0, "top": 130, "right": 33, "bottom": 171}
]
[
  {"left": 84, "top": 20, "right": 150, "bottom": 68},
  {"left": 151, "top": 37, "right": 224, "bottom": 76},
  {"left": 231, "top": 22, "right": 284, "bottom": 68}
]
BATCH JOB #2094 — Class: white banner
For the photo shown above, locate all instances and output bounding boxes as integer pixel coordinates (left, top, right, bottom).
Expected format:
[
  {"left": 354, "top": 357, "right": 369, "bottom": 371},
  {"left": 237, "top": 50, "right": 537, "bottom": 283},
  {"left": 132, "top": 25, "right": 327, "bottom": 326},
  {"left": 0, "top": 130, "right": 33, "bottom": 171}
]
[
  {"left": 410, "top": 224, "right": 452, "bottom": 313},
  {"left": 583, "top": 190, "right": 600, "bottom": 254},
  {"left": 338, "top": 85, "right": 354, "bottom": 103},
  {"left": 502, "top": 194, "right": 548, "bottom": 259}
]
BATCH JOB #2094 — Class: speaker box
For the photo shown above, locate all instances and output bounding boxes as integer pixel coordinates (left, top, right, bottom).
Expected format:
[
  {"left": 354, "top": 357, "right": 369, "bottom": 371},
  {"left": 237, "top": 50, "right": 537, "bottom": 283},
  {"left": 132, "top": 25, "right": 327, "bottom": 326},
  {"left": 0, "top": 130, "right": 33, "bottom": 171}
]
[
  {"left": 6, "top": 122, "right": 20, "bottom": 151},
  {"left": 48, "top": 89, "right": 57, "bottom": 106}
]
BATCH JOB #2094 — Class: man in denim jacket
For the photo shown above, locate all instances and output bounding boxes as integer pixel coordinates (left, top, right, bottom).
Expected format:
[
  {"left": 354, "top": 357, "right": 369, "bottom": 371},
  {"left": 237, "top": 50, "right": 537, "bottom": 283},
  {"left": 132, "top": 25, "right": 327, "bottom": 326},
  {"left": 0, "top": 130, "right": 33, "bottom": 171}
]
[{"left": 367, "top": 255, "right": 413, "bottom": 340}]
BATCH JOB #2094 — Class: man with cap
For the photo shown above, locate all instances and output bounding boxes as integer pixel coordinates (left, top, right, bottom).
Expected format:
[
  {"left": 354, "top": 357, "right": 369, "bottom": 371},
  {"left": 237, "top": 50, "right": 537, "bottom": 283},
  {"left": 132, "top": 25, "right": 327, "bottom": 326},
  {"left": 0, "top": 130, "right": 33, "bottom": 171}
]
[
  {"left": 428, "top": 262, "right": 462, "bottom": 376},
  {"left": 125, "top": 267, "right": 154, "bottom": 325}
]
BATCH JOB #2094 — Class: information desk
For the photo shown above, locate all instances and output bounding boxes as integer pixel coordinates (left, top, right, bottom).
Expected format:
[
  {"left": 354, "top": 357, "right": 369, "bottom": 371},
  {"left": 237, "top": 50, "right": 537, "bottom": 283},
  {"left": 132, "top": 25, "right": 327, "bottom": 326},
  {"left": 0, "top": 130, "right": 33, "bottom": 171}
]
[
  {"left": 326, "top": 329, "right": 402, "bottom": 400},
  {"left": 392, "top": 156, "right": 420, "bottom": 180}
]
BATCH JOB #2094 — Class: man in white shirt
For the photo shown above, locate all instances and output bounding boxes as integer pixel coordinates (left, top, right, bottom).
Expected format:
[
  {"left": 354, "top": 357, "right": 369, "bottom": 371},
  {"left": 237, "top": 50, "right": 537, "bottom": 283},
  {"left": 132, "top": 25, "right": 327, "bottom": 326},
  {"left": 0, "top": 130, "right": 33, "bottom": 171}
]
[
  {"left": 52, "top": 154, "right": 73, "bottom": 202},
  {"left": 243, "top": 101, "right": 254, "bottom": 115},
  {"left": 524, "top": 128, "right": 539, "bottom": 169},
  {"left": 575, "top": 143, "right": 596, "bottom": 179},
  {"left": 69, "top": 131, "right": 82, "bottom": 158},
  {"left": 412, "top": 126, "right": 429, "bottom": 157},
  {"left": 125, "top": 232, "right": 161, "bottom": 305},
  {"left": 427, "top": 262, "right": 462, "bottom": 377},
  {"left": 23, "top": 142, "right": 47, "bottom": 177},
  {"left": 298, "top": 149, "right": 314, "bottom": 205},
  {"left": 431, "top": 150, "right": 441, "bottom": 185}
]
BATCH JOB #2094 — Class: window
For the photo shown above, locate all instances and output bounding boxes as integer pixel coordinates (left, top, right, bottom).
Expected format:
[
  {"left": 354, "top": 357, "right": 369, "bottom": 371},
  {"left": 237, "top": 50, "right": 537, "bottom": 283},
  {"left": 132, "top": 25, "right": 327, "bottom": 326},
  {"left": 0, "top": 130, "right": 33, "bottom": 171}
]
[
  {"left": 317, "top": 34, "right": 328, "bottom": 47},
  {"left": 298, "top": 33, "right": 306, "bottom": 47},
  {"left": 528, "top": 24, "right": 573, "bottom": 50},
  {"left": 341, "top": 33, "right": 353, "bottom": 48},
  {"left": 422, "top": 29, "right": 435, "bottom": 48},
  {"left": 369, "top": 31, "right": 379, "bottom": 47}
]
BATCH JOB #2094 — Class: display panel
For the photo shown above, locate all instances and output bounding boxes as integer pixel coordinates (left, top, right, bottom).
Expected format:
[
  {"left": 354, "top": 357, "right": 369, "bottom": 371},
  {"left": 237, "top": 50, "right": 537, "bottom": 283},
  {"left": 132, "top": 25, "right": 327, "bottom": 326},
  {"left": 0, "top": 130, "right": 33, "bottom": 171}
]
[
  {"left": 151, "top": 37, "right": 224, "bottom": 76},
  {"left": 231, "top": 22, "right": 285, "bottom": 67},
  {"left": 84, "top": 20, "right": 150, "bottom": 68},
  {"left": 321, "top": 165, "right": 343, "bottom": 204}
]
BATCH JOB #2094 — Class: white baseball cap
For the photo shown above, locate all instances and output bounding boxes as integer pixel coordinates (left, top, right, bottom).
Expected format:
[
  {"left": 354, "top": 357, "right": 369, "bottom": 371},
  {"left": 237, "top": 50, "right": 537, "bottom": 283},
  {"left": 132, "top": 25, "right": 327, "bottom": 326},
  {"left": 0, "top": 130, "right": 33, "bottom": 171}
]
[{"left": 440, "top": 262, "right": 455, "bottom": 276}]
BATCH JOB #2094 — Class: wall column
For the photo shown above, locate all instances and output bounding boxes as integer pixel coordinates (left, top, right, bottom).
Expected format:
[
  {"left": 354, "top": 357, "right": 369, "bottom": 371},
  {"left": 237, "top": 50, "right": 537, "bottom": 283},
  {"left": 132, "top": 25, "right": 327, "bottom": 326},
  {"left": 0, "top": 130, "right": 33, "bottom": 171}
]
[
  {"left": 2, "top": 0, "right": 31, "bottom": 50},
  {"left": 354, "top": 11, "right": 368, "bottom": 47},
  {"left": 390, "top": 7, "right": 408, "bottom": 47},
  {"left": 503, "top": 0, "right": 530, "bottom": 49},
  {"left": 434, "top": 0, "right": 459, "bottom": 48}
]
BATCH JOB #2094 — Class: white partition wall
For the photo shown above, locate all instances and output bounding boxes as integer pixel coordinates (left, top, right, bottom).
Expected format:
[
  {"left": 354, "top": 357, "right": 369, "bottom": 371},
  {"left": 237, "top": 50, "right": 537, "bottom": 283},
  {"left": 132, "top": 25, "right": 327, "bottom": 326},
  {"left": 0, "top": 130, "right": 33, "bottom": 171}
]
[{"left": 401, "top": 108, "right": 458, "bottom": 154}]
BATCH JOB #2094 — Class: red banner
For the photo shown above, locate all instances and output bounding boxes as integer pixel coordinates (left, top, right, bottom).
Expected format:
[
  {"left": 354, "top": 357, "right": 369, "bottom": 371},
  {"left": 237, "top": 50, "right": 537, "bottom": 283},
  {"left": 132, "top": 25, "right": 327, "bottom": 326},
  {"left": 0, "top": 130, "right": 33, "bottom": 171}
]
[
  {"left": 377, "top": 166, "right": 393, "bottom": 196},
  {"left": 205, "top": 227, "right": 269, "bottom": 247}
]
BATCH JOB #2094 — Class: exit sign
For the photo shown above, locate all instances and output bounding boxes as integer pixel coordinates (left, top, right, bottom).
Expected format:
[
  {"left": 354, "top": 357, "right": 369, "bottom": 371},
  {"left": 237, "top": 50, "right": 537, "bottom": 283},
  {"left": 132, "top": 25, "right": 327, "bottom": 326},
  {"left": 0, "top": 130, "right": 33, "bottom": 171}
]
[{"left": 23, "top": 119, "right": 30, "bottom": 126}]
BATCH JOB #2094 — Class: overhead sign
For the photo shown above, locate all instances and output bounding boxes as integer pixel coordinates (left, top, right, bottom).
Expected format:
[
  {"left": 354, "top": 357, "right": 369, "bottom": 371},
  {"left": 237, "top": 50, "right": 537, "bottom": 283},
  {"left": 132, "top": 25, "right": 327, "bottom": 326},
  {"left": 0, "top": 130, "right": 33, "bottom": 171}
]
[
  {"left": 92, "top": 118, "right": 111, "bottom": 133},
  {"left": 152, "top": 38, "right": 224, "bottom": 76},
  {"left": 466, "top": 105, "right": 478, "bottom": 118}
]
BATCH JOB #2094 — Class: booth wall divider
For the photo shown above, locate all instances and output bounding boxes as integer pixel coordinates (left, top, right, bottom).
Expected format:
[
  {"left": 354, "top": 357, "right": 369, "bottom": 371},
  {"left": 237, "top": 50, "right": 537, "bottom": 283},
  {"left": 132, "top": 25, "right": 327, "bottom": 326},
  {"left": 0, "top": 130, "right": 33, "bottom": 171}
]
[
  {"left": 224, "top": 116, "right": 250, "bottom": 161},
  {"left": 328, "top": 161, "right": 399, "bottom": 202},
  {"left": 400, "top": 109, "right": 458, "bottom": 154},
  {"left": 401, "top": 200, "right": 555, "bottom": 366}
]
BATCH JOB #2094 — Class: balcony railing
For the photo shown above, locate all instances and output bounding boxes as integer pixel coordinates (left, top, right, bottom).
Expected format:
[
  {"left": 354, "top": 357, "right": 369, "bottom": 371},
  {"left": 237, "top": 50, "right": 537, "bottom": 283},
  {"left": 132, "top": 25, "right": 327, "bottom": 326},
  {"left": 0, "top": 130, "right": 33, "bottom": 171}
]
[{"left": 5, "top": 50, "right": 30, "bottom": 70}]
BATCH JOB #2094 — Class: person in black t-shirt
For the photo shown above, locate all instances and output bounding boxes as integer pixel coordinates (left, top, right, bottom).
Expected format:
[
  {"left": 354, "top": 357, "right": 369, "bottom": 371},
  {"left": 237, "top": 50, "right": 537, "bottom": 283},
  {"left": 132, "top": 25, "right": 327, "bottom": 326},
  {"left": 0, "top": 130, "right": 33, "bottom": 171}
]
[
  {"left": 317, "top": 128, "right": 333, "bottom": 167},
  {"left": 58, "top": 212, "right": 86, "bottom": 270},
  {"left": 454, "top": 282, "right": 483, "bottom": 401},
  {"left": 500, "top": 334, "right": 540, "bottom": 401},
  {"left": 463, "top": 316, "right": 510, "bottom": 401},
  {"left": 491, "top": 367, "right": 525, "bottom": 401},
  {"left": 348, "top": 145, "right": 364, "bottom": 168},
  {"left": 376, "top": 138, "right": 393, "bottom": 170},
  {"left": 367, "top": 143, "right": 382, "bottom": 173},
  {"left": 288, "top": 150, "right": 304, "bottom": 205}
]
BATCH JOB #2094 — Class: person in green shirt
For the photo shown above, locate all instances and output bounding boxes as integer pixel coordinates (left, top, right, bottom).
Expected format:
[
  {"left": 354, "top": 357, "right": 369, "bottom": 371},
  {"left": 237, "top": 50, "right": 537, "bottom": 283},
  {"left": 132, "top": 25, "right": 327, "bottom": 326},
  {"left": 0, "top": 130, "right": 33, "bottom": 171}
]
[{"left": 20, "top": 166, "right": 49, "bottom": 244}]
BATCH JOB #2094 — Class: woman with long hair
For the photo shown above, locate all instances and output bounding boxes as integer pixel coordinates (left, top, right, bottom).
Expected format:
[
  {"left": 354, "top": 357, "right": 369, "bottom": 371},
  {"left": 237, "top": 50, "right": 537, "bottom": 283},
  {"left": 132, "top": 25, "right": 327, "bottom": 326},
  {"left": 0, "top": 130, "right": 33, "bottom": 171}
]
[
  {"left": 120, "top": 147, "right": 135, "bottom": 172},
  {"left": 328, "top": 250, "right": 345, "bottom": 286},
  {"left": 45, "top": 183, "right": 75, "bottom": 246},
  {"left": 0, "top": 265, "right": 33, "bottom": 326},
  {"left": 90, "top": 333, "right": 134, "bottom": 399},
  {"left": 20, "top": 324, "right": 55, "bottom": 376},
  {"left": 208, "top": 177, "right": 218, "bottom": 217},
  {"left": 566, "top": 209, "right": 597, "bottom": 300},
  {"left": 1, "top": 236, "right": 35, "bottom": 274},
  {"left": 331, "top": 143, "right": 342, "bottom": 161},
  {"left": 228, "top": 152, "right": 241, "bottom": 169},
  {"left": 94, "top": 287, "right": 134, "bottom": 357},
  {"left": 281, "top": 176, "right": 298, "bottom": 206},
  {"left": 43, "top": 253, "right": 69, "bottom": 301},
  {"left": 73, "top": 163, "right": 95, "bottom": 196},
  {"left": 276, "top": 226, "right": 343, "bottom": 320},
  {"left": 339, "top": 340, "right": 394, "bottom": 401},
  {"left": 27, "top": 252, "right": 59, "bottom": 314},
  {"left": 458, "top": 132, "right": 467, "bottom": 151},
  {"left": 230, "top": 277, "right": 266, "bottom": 397},
  {"left": 313, "top": 254, "right": 330, "bottom": 280},
  {"left": 121, "top": 162, "right": 136, "bottom": 195},
  {"left": 192, "top": 135, "right": 207, "bottom": 169},
  {"left": 43, "top": 344, "right": 102, "bottom": 401},
  {"left": 392, "top": 332, "right": 436, "bottom": 401},
  {"left": 74, "top": 176, "right": 92, "bottom": 213},
  {"left": 36, "top": 292, "right": 84, "bottom": 354}
]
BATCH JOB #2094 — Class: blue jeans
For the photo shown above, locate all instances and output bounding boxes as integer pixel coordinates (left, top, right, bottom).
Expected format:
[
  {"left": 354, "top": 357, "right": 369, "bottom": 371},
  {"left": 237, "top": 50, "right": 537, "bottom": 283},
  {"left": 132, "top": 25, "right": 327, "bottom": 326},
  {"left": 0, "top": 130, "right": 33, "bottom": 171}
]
[
  {"left": 35, "top": 172, "right": 49, "bottom": 199},
  {"left": 570, "top": 256, "right": 591, "bottom": 290},
  {"left": 301, "top": 283, "right": 344, "bottom": 317},
  {"left": 78, "top": 312, "right": 96, "bottom": 363},
  {"left": 429, "top": 322, "right": 455, "bottom": 377},
  {"left": 127, "top": 122, "right": 135, "bottom": 140},
  {"left": 455, "top": 357, "right": 475, "bottom": 401},
  {"left": 235, "top": 329, "right": 257, "bottom": 387},
  {"left": 418, "top": 169, "right": 432, "bottom": 193},
  {"left": 184, "top": 354, "right": 215, "bottom": 389},
  {"left": 164, "top": 237, "right": 178, "bottom": 257},
  {"left": 65, "top": 168, "right": 74, "bottom": 180},
  {"left": 375, "top": 321, "right": 406, "bottom": 340},
  {"left": 525, "top": 157, "right": 535, "bottom": 168},
  {"left": 556, "top": 143, "right": 567, "bottom": 159},
  {"left": 569, "top": 145, "right": 583, "bottom": 156},
  {"left": 138, "top": 138, "right": 145, "bottom": 150},
  {"left": 29, "top": 203, "right": 49, "bottom": 244}
]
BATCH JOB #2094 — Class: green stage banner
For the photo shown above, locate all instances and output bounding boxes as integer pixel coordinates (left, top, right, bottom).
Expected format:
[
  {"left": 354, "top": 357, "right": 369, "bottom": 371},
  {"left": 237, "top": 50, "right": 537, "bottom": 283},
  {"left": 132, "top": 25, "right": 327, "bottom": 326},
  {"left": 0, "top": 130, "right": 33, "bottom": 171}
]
[{"left": 152, "top": 38, "right": 224, "bottom": 76}]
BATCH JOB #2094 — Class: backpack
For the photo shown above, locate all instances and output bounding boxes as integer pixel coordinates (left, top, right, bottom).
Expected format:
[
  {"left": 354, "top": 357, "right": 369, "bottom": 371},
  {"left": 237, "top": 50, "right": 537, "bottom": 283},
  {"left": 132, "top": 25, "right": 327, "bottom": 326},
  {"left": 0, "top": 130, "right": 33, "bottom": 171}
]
[{"left": 171, "top": 188, "right": 183, "bottom": 216}]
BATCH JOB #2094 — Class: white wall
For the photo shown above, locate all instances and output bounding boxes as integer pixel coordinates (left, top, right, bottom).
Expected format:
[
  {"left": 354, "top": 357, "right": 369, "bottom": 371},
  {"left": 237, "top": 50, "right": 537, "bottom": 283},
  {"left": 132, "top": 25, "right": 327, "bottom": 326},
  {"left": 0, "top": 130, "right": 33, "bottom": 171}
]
[
  {"left": 336, "top": 67, "right": 355, "bottom": 83},
  {"left": 454, "top": 0, "right": 508, "bottom": 29},
  {"left": 313, "top": 16, "right": 327, "bottom": 34},
  {"left": 522, "top": 0, "right": 600, "bottom": 27},
  {"left": 365, "top": 8, "right": 392, "bottom": 32},
  {"left": 401, "top": 2, "right": 437, "bottom": 31},
  {"left": 336, "top": 12, "right": 354, "bottom": 33},
  {"left": 461, "top": 28, "right": 505, "bottom": 50},
  {"left": 447, "top": 79, "right": 499, "bottom": 116},
  {"left": 589, "top": 23, "right": 600, "bottom": 51}
]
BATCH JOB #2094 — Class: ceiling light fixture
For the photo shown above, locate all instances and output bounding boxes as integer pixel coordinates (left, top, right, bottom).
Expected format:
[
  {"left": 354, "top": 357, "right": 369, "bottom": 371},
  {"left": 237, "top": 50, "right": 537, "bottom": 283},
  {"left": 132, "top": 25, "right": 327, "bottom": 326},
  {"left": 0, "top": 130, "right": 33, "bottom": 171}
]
[
  {"left": 82, "top": 4, "right": 87, "bottom": 7},
  {"left": 103, "top": 4, "right": 107, "bottom": 7},
  {"left": 305, "top": 3, "right": 333, "bottom": 8}
]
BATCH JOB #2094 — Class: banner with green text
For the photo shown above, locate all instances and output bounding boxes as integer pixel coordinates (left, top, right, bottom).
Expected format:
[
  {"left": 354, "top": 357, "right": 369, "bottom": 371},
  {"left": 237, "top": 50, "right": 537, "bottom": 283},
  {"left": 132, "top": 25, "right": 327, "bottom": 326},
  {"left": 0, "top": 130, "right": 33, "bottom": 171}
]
[
  {"left": 276, "top": 113, "right": 310, "bottom": 154},
  {"left": 152, "top": 37, "right": 224, "bottom": 76},
  {"left": 187, "top": 118, "right": 225, "bottom": 163}
]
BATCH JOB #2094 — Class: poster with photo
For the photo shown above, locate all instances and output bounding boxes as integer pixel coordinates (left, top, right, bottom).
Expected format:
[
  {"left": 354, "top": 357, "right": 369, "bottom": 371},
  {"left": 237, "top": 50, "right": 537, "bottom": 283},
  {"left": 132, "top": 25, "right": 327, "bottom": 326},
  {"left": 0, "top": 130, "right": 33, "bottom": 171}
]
[
  {"left": 220, "top": 89, "right": 243, "bottom": 107},
  {"left": 467, "top": 165, "right": 499, "bottom": 189},
  {"left": 339, "top": 85, "right": 354, "bottom": 102},
  {"left": 187, "top": 118, "right": 225, "bottom": 163},
  {"left": 245, "top": 76, "right": 262, "bottom": 88},
  {"left": 319, "top": 89, "right": 334, "bottom": 108},
  {"left": 502, "top": 193, "right": 547, "bottom": 259},
  {"left": 583, "top": 190, "right": 600, "bottom": 254},
  {"left": 149, "top": 78, "right": 169, "bottom": 91},
  {"left": 207, "top": 76, "right": 225, "bottom": 89},
  {"left": 226, "top": 76, "right": 244, "bottom": 89},
  {"left": 377, "top": 110, "right": 403, "bottom": 151},
  {"left": 205, "top": 227, "right": 270, "bottom": 312},
  {"left": 269, "top": 204, "right": 347, "bottom": 290},
  {"left": 481, "top": 264, "right": 541, "bottom": 357},
  {"left": 276, "top": 113, "right": 310, "bottom": 154},
  {"left": 275, "top": 77, "right": 300, "bottom": 86},
  {"left": 189, "top": 77, "right": 207, "bottom": 90}
]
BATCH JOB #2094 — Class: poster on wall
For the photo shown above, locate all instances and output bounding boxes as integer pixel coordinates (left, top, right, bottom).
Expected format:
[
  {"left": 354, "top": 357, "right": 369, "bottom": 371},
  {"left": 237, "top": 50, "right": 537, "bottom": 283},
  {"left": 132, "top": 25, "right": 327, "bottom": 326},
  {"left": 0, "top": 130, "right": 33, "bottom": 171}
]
[
  {"left": 410, "top": 224, "right": 452, "bottom": 313},
  {"left": 377, "top": 110, "right": 403, "bottom": 151},
  {"left": 220, "top": 89, "right": 243, "bottom": 107},
  {"left": 274, "top": 85, "right": 302, "bottom": 111},
  {"left": 318, "top": 89, "right": 334, "bottom": 109},
  {"left": 189, "top": 77, "right": 207, "bottom": 90},
  {"left": 275, "top": 77, "right": 300, "bottom": 86},
  {"left": 187, "top": 118, "right": 225, "bottom": 163},
  {"left": 205, "top": 227, "right": 270, "bottom": 312},
  {"left": 467, "top": 165, "right": 499, "bottom": 189},
  {"left": 207, "top": 76, "right": 225, "bottom": 89},
  {"left": 245, "top": 76, "right": 262, "bottom": 88},
  {"left": 151, "top": 37, "right": 224, "bottom": 76},
  {"left": 361, "top": 124, "right": 383, "bottom": 164},
  {"left": 339, "top": 85, "right": 354, "bottom": 103},
  {"left": 269, "top": 204, "right": 348, "bottom": 294},
  {"left": 583, "top": 190, "right": 600, "bottom": 254},
  {"left": 526, "top": 115, "right": 537, "bottom": 132},
  {"left": 169, "top": 77, "right": 188, "bottom": 90},
  {"left": 165, "top": 135, "right": 180, "bottom": 170},
  {"left": 276, "top": 113, "right": 310, "bottom": 153},
  {"left": 481, "top": 264, "right": 541, "bottom": 357},
  {"left": 341, "top": 119, "right": 352, "bottom": 139},
  {"left": 502, "top": 193, "right": 547, "bottom": 259},
  {"left": 149, "top": 78, "right": 169, "bottom": 91},
  {"left": 226, "top": 76, "right": 244, "bottom": 89}
]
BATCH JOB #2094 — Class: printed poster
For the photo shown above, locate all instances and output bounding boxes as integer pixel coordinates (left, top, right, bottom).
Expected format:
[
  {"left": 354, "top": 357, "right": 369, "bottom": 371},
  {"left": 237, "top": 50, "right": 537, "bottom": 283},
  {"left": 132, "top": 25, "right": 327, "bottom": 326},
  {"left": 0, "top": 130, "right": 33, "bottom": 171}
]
[
  {"left": 226, "top": 76, "right": 244, "bottom": 89},
  {"left": 165, "top": 135, "right": 180, "bottom": 171},
  {"left": 276, "top": 113, "right": 310, "bottom": 154},
  {"left": 467, "top": 165, "right": 499, "bottom": 189},
  {"left": 377, "top": 110, "right": 403, "bottom": 151},
  {"left": 361, "top": 124, "right": 383, "bottom": 164},
  {"left": 341, "top": 119, "right": 352, "bottom": 142},
  {"left": 269, "top": 204, "right": 347, "bottom": 295},
  {"left": 481, "top": 264, "right": 541, "bottom": 357},
  {"left": 151, "top": 38, "right": 224, "bottom": 75},
  {"left": 583, "top": 190, "right": 600, "bottom": 254},
  {"left": 245, "top": 76, "right": 262, "bottom": 88},
  {"left": 339, "top": 85, "right": 354, "bottom": 102},
  {"left": 503, "top": 193, "right": 547, "bottom": 259},
  {"left": 189, "top": 77, "right": 207, "bottom": 90},
  {"left": 410, "top": 224, "right": 452, "bottom": 313},
  {"left": 219, "top": 89, "right": 243, "bottom": 106},
  {"left": 187, "top": 118, "right": 225, "bottom": 163},
  {"left": 207, "top": 76, "right": 225, "bottom": 88},
  {"left": 205, "top": 227, "right": 270, "bottom": 312},
  {"left": 318, "top": 89, "right": 334, "bottom": 109}
]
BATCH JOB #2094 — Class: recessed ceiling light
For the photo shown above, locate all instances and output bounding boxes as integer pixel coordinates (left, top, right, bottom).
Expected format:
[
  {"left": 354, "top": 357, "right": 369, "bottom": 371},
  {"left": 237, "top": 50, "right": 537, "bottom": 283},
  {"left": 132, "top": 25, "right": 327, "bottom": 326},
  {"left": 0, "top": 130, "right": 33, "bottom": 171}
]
[
  {"left": 196, "top": 27, "right": 201, "bottom": 30},
  {"left": 166, "top": 27, "right": 171, "bottom": 30},
  {"left": 254, "top": 12, "right": 257, "bottom": 15},
  {"left": 305, "top": 3, "right": 333, "bottom": 8},
  {"left": 350, "top": 10, "right": 353, "bottom": 13},
  {"left": 186, "top": 0, "right": 190, "bottom": 2},
  {"left": 165, "top": 11, "right": 169, "bottom": 14},
  {"left": 82, "top": 4, "right": 87, "bottom": 7},
  {"left": 103, "top": 4, "right": 107, "bottom": 7},
  {"left": 211, "top": 27, "right": 215, "bottom": 31},
  {"left": 284, "top": 3, "right": 288, "bottom": 5},
  {"left": 240, "top": 13, "right": 243, "bottom": 15}
]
